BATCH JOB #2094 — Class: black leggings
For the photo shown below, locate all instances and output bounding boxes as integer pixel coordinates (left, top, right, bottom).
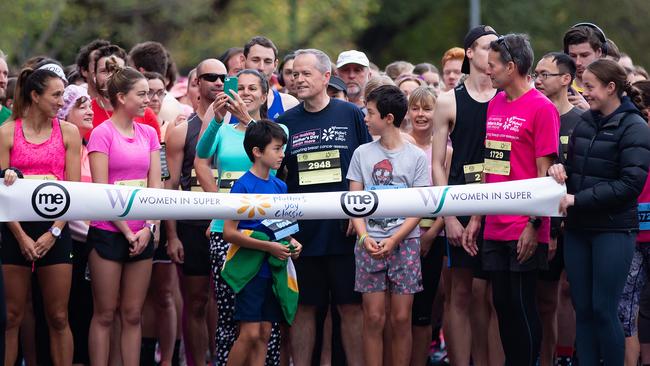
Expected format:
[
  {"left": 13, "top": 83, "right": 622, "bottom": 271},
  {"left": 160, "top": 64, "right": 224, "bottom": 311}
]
[{"left": 491, "top": 270, "right": 541, "bottom": 366}]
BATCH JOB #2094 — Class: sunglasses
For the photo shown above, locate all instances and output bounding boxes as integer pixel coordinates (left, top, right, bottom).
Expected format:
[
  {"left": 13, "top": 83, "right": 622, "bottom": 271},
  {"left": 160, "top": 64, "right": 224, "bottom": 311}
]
[
  {"left": 198, "top": 73, "right": 226, "bottom": 82},
  {"left": 495, "top": 36, "right": 514, "bottom": 62}
]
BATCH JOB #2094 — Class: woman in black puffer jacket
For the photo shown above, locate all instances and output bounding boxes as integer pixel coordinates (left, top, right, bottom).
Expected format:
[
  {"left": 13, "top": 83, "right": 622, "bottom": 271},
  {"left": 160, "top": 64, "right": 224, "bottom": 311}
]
[{"left": 548, "top": 59, "right": 650, "bottom": 366}]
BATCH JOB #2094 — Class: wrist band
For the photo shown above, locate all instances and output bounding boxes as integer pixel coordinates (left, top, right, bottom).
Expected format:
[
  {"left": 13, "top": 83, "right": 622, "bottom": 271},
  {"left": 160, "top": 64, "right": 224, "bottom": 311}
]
[
  {"left": 1, "top": 167, "right": 24, "bottom": 179},
  {"left": 357, "top": 234, "right": 368, "bottom": 246}
]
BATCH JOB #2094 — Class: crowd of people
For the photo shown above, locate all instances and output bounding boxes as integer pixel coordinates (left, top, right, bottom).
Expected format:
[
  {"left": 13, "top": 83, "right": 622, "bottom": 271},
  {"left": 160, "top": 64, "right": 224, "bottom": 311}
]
[{"left": 0, "top": 21, "right": 650, "bottom": 366}]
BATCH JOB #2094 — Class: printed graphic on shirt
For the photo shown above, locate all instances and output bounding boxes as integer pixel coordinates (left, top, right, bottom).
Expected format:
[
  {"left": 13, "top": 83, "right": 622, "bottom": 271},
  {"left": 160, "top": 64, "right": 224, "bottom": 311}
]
[{"left": 366, "top": 159, "right": 406, "bottom": 232}]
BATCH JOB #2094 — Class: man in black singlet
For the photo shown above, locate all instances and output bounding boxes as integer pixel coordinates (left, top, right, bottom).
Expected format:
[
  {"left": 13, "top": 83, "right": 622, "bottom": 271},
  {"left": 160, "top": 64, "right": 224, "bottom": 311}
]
[
  {"left": 431, "top": 25, "right": 501, "bottom": 366},
  {"left": 166, "top": 58, "right": 226, "bottom": 365}
]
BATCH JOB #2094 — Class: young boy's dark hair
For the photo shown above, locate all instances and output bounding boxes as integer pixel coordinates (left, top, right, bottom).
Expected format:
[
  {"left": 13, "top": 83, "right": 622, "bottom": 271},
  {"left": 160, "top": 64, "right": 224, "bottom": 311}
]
[
  {"left": 243, "top": 119, "right": 288, "bottom": 162},
  {"left": 366, "top": 85, "right": 408, "bottom": 127}
]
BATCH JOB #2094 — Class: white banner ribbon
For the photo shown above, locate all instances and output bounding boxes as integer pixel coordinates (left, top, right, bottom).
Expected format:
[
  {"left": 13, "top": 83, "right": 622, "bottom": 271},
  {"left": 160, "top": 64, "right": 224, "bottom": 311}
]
[{"left": 0, "top": 177, "right": 566, "bottom": 222}]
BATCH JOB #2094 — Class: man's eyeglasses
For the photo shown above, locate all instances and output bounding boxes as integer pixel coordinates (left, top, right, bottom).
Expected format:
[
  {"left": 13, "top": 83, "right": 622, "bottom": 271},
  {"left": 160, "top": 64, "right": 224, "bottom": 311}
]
[
  {"left": 496, "top": 36, "right": 514, "bottom": 62},
  {"left": 531, "top": 72, "right": 564, "bottom": 80},
  {"left": 198, "top": 73, "right": 227, "bottom": 82},
  {"left": 147, "top": 90, "right": 166, "bottom": 99}
]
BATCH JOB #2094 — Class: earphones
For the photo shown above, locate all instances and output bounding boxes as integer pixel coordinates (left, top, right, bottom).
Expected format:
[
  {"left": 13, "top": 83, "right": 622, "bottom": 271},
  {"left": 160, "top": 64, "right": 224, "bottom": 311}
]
[{"left": 570, "top": 22, "right": 609, "bottom": 55}]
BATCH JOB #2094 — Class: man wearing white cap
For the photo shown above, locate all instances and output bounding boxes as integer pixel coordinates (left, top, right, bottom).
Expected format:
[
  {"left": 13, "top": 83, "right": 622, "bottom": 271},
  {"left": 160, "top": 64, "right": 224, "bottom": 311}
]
[{"left": 337, "top": 50, "right": 370, "bottom": 109}]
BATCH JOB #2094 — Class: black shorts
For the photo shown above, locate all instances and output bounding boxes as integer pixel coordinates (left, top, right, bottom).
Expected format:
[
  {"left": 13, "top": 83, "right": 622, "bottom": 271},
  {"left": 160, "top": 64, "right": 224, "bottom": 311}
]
[
  {"left": 234, "top": 275, "right": 284, "bottom": 323},
  {"left": 178, "top": 222, "right": 210, "bottom": 276},
  {"left": 1, "top": 221, "right": 73, "bottom": 267},
  {"left": 294, "top": 254, "right": 361, "bottom": 306},
  {"left": 446, "top": 237, "right": 489, "bottom": 280},
  {"left": 87, "top": 226, "right": 154, "bottom": 263},
  {"left": 538, "top": 234, "right": 565, "bottom": 282},
  {"left": 153, "top": 221, "right": 171, "bottom": 263},
  {"left": 412, "top": 236, "right": 445, "bottom": 326},
  {"left": 482, "top": 240, "right": 549, "bottom": 272}
]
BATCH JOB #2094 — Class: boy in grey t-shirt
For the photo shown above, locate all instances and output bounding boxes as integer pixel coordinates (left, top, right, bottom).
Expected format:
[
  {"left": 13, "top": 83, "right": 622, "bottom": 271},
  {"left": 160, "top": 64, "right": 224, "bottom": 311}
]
[{"left": 346, "top": 85, "right": 429, "bottom": 365}]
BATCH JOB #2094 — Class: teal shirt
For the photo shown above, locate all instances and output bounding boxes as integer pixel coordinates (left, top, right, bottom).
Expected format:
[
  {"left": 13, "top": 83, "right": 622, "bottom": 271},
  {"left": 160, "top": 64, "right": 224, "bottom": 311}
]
[
  {"left": 0, "top": 106, "right": 11, "bottom": 125},
  {"left": 195, "top": 119, "right": 288, "bottom": 233}
]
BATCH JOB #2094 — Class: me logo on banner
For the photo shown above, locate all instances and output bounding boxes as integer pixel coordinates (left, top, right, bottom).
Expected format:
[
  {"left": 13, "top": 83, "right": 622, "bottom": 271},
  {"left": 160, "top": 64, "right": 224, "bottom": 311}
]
[
  {"left": 31, "top": 182, "right": 71, "bottom": 219},
  {"left": 104, "top": 188, "right": 142, "bottom": 217},
  {"left": 340, "top": 191, "right": 379, "bottom": 218}
]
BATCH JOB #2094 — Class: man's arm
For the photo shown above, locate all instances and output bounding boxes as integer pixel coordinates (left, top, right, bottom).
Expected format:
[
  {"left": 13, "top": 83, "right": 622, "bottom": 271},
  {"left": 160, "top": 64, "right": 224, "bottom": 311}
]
[{"left": 164, "top": 122, "right": 187, "bottom": 263}]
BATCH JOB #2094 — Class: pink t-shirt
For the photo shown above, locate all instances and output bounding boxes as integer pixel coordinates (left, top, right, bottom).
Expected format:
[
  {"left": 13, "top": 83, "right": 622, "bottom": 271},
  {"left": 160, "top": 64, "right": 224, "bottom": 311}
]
[
  {"left": 87, "top": 120, "right": 160, "bottom": 233},
  {"left": 483, "top": 89, "right": 559, "bottom": 243},
  {"left": 637, "top": 174, "right": 650, "bottom": 243}
]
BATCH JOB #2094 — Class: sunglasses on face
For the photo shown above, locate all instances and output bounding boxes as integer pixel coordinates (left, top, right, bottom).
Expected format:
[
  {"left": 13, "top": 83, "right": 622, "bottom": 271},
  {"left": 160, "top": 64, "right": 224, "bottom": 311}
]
[{"left": 198, "top": 73, "right": 226, "bottom": 82}]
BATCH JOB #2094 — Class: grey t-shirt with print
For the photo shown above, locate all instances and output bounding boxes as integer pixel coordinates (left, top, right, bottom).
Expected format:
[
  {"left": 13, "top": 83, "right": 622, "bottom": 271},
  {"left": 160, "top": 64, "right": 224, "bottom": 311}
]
[{"left": 346, "top": 139, "right": 430, "bottom": 239}]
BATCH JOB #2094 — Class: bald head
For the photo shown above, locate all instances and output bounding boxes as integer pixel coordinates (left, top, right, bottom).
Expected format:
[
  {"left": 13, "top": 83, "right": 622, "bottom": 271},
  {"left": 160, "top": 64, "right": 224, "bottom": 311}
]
[
  {"left": 196, "top": 58, "right": 226, "bottom": 104},
  {"left": 197, "top": 58, "right": 226, "bottom": 76}
]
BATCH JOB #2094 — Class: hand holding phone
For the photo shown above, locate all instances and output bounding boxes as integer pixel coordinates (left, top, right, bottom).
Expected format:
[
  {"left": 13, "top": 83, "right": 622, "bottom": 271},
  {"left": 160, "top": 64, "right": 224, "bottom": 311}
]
[{"left": 224, "top": 77, "right": 238, "bottom": 99}]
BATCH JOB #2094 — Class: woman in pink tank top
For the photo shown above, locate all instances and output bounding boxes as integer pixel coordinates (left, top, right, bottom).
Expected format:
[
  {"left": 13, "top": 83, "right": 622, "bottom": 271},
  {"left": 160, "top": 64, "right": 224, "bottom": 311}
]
[
  {"left": 86, "top": 59, "right": 161, "bottom": 366},
  {"left": 0, "top": 66, "right": 81, "bottom": 365}
]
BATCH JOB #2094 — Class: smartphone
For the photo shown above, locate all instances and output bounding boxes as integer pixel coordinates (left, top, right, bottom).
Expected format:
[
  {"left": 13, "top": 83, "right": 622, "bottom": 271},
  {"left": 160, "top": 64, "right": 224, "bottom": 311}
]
[
  {"left": 568, "top": 87, "right": 576, "bottom": 96},
  {"left": 224, "top": 76, "right": 238, "bottom": 99}
]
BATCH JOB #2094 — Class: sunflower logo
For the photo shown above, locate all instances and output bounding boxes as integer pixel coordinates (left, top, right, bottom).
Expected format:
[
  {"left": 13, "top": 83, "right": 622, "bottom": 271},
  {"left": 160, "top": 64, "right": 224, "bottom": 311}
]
[
  {"left": 322, "top": 128, "right": 335, "bottom": 142},
  {"left": 237, "top": 195, "right": 272, "bottom": 218}
]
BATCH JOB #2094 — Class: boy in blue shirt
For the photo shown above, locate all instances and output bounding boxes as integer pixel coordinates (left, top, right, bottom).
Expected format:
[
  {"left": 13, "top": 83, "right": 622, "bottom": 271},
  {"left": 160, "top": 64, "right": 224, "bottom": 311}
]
[
  {"left": 347, "top": 85, "right": 430, "bottom": 365},
  {"left": 222, "top": 120, "right": 302, "bottom": 366}
]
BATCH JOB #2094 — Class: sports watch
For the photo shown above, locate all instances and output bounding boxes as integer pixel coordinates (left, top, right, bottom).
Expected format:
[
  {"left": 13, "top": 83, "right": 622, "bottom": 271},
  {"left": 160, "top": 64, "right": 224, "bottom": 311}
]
[
  {"left": 146, "top": 223, "right": 157, "bottom": 235},
  {"left": 528, "top": 216, "right": 542, "bottom": 230},
  {"left": 48, "top": 226, "right": 62, "bottom": 239}
]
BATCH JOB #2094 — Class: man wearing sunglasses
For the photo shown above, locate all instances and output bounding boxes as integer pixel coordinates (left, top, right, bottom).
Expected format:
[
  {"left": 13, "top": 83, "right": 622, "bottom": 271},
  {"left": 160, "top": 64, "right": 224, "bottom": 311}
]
[
  {"left": 166, "top": 58, "right": 226, "bottom": 365},
  {"left": 533, "top": 52, "right": 581, "bottom": 366},
  {"left": 481, "top": 33, "right": 560, "bottom": 366}
]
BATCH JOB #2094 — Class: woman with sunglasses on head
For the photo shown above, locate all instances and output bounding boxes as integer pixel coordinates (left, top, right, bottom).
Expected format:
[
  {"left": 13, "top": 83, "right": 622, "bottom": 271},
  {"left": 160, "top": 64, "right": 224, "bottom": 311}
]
[
  {"left": 196, "top": 69, "right": 288, "bottom": 365},
  {"left": 548, "top": 59, "right": 650, "bottom": 365},
  {"left": 86, "top": 58, "right": 161, "bottom": 366},
  {"left": 0, "top": 64, "right": 81, "bottom": 365}
]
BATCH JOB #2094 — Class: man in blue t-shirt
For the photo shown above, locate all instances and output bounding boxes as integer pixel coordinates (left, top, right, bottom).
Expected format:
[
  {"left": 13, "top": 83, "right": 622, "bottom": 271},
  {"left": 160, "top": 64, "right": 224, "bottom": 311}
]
[{"left": 278, "top": 48, "right": 372, "bottom": 366}]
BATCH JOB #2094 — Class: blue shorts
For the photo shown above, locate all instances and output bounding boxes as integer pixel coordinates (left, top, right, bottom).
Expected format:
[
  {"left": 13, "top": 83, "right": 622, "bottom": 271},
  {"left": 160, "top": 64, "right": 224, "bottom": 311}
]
[{"left": 234, "top": 275, "right": 284, "bottom": 323}]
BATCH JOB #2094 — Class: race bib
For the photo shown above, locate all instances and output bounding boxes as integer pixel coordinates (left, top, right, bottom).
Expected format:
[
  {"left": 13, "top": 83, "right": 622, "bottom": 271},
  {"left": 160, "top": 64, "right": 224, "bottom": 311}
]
[
  {"left": 218, "top": 171, "right": 245, "bottom": 193},
  {"left": 483, "top": 140, "right": 512, "bottom": 176},
  {"left": 463, "top": 163, "right": 484, "bottom": 184},
  {"left": 261, "top": 219, "right": 299, "bottom": 241},
  {"left": 160, "top": 142, "right": 170, "bottom": 181},
  {"left": 297, "top": 149, "right": 342, "bottom": 186},
  {"left": 639, "top": 203, "right": 650, "bottom": 231},
  {"left": 560, "top": 135, "right": 569, "bottom": 160},
  {"left": 114, "top": 179, "right": 147, "bottom": 187},
  {"left": 24, "top": 175, "right": 57, "bottom": 181},
  {"left": 189, "top": 168, "right": 218, "bottom": 192}
]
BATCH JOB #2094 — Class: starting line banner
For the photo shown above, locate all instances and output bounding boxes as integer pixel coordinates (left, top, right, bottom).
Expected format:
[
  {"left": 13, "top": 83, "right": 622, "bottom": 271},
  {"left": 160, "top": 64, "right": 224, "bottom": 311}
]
[{"left": 0, "top": 177, "right": 566, "bottom": 222}]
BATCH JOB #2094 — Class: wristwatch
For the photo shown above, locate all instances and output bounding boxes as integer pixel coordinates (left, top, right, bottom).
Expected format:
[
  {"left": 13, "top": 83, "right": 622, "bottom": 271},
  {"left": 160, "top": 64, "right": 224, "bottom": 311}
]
[
  {"left": 528, "top": 216, "right": 542, "bottom": 230},
  {"left": 146, "top": 223, "right": 157, "bottom": 235},
  {"left": 48, "top": 226, "right": 62, "bottom": 239}
]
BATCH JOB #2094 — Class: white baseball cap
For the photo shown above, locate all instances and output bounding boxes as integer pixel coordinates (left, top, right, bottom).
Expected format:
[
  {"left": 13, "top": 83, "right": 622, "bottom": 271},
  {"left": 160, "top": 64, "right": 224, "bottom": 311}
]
[{"left": 336, "top": 50, "right": 370, "bottom": 68}]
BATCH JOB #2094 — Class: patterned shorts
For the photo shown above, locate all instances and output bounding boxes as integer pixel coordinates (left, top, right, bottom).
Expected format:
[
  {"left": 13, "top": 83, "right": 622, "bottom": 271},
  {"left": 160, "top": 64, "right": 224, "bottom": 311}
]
[
  {"left": 354, "top": 237, "right": 423, "bottom": 295},
  {"left": 618, "top": 243, "right": 650, "bottom": 336}
]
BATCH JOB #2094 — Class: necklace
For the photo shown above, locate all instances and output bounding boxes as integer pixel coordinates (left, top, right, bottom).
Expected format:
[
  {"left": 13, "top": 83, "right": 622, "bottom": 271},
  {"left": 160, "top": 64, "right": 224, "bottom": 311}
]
[{"left": 96, "top": 98, "right": 111, "bottom": 122}]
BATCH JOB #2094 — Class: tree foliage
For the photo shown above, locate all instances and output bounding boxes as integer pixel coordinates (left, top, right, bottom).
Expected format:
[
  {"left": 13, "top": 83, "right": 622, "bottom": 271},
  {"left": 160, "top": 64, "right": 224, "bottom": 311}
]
[{"left": 0, "top": 0, "right": 648, "bottom": 74}]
